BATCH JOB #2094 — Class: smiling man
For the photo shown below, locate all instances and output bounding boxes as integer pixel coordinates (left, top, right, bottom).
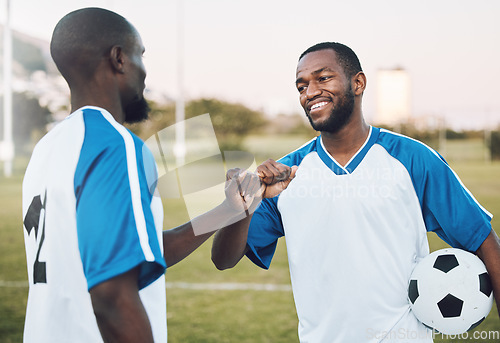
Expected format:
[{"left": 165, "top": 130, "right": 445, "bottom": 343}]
[{"left": 212, "top": 42, "right": 500, "bottom": 342}]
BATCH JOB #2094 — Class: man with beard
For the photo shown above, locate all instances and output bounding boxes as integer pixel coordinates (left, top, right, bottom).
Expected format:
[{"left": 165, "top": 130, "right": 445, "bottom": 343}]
[
  {"left": 22, "top": 8, "right": 292, "bottom": 343},
  {"left": 212, "top": 42, "right": 500, "bottom": 342}
]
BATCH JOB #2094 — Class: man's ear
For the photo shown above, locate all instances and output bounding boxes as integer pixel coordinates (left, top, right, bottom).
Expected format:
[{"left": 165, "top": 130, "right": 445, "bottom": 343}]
[
  {"left": 352, "top": 71, "right": 367, "bottom": 96},
  {"left": 109, "top": 45, "right": 125, "bottom": 74}
]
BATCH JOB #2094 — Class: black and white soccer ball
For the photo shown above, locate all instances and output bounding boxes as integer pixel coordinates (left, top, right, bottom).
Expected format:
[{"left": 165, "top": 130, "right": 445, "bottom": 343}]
[{"left": 408, "top": 248, "right": 493, "bottom": 335}]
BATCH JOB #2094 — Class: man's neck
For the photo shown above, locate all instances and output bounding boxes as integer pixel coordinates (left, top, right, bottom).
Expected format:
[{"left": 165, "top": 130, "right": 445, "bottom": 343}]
[
  {"left": 320, "top": 118, "right": 370, "bottom": 167},
  {"left": 70, "top": 95, "right": 125, "bottom": 124}
]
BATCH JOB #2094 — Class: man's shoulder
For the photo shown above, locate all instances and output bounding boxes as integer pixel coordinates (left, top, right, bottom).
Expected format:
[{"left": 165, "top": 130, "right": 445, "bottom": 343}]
[
  {"left": 277, "top": 136, "right": 319, "bottom": 167},
  {"left": 375, "top": 127, "right": 449, "bottom": 180},
  {"left": 376, "top": 128, "right": 442, "bottom": 159},
  {"left": 77, "top": 107, "right": 148, "bottom": 155}
]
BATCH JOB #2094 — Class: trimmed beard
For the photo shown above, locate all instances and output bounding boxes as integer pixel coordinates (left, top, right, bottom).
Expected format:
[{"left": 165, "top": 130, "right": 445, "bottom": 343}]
[
  {"left": 306, "top": 84, "right": 355, "bottom": 134},
  {"left": 124, "top": 96, "right": 151, "bottom": 124}
]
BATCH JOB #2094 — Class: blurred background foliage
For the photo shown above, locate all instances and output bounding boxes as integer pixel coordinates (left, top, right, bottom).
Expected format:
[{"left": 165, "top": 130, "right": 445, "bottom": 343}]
[
  {"left": 127, "top": 98, "right": 268, "bottom": 151},
  {"left": 0, "top": 92, "right": 51, "bottom": 154},
  {"left": 3, "top": 92, "right": 500, "bottom": 160}
]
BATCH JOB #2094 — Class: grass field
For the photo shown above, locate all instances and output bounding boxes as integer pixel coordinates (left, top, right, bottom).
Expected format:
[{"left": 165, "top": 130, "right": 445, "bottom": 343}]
[{"left": 1, "top": 136, "right": 499, "bottom": 342}]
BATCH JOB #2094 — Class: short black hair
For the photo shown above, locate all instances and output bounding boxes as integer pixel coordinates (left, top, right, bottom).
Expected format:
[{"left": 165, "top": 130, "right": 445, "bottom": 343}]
[
  {"left": 299, "top": 42, "right": 362, "bottom": 78},
  {"left": 50, "top": 7, "right": 137, "bottom": 84}
]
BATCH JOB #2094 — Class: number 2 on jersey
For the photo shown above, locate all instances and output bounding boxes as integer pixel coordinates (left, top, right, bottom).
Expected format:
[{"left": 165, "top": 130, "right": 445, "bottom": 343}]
[{"left": 23, "top": 191, "right": 47, "bottom": 284}]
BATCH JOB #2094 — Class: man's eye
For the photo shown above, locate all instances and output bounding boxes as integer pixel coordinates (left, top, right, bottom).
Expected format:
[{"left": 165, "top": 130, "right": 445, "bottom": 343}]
[
  {"left": 319, "top": 76, "right": 331, "bottom": 82},
  {"left": 297, "top": 85, "right": 306, "bottom": 93}
]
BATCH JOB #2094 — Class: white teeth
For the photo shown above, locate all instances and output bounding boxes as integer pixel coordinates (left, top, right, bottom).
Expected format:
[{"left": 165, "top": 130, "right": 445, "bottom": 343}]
[{"left": 311, "top": 101, "right": 328, "bottom": 110}]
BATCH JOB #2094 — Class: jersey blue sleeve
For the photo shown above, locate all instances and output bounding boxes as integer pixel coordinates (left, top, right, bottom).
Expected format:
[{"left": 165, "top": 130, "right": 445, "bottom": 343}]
[
  {"left": 246, "top": 197, "right": 284, "bottom": 269},
  {"left": 246, "top": 139, "right": 318, "bottom": 269},
  {"left": 74, "top": 109, "right": 166, "bottom": 290},
  {"left": 378, "top": 131, "right": 492, "bottom": 252}
]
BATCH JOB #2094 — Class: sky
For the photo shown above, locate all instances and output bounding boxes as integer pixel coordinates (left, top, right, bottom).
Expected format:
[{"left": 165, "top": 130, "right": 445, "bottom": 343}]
[{"left": 2, "top": 0, "right": 500, "bottom": 129}]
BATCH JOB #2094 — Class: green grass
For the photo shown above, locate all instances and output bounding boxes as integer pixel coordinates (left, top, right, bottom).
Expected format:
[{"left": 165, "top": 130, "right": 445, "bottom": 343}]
[
  {"left": 166, "top": 288, "right": 297, "bottom": 343},
  {"left": 441, "top": 138, "right": 489, "bottom": 163},
  {"left": 0, "top": 174, "right": 27, "bottom": 343},
  {"left": 1, "top": 136, "right": 500, "bottom": 342}
]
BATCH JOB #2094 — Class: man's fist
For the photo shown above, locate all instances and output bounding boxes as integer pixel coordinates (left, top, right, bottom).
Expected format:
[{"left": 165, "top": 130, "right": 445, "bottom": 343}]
[
  {"left": 256, "top": 159, "right": 297, "bottom": 199},
  {"left": 224, "top": 161, "right": 297, "bottom": 215},
  {"left": 224, "top": 169, "right": 261, "bottom": 213}
]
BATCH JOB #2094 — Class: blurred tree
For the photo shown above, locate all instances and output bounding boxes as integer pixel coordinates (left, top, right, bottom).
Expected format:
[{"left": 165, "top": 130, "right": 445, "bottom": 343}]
[
  {"left": 379, "top": 123, "right": 439, "bottom": 150},
  {"left": 0, "top": 92, "right": 51, "bottom": 154},
  {"left": 129, "top": 98, "right": 267, "bottom": 150},
  {"left": 489, "top": 130, "right": 500, "bottom": 160},
  {"left": 186, "top": 98, "right": 266, "bottom": 150},
  {"left": 13, "top": 36, "right": 46, "bottom": 73},
  {"left": 126, "top": 100, "right": 175, "bottom": 139},
  {"left": 445, "top": 129, "right": 466, "bottom": 140},
  {"left": 0, "top": 27, "right": 47, "bottom": 73},
  {"left": 264, "top": 113, "right": 317, "bottom": 137}
]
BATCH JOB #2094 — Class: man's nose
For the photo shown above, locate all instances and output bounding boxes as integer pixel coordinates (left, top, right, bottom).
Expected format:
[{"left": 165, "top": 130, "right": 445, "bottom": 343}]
[{"left": 306, "top": 81, "right": 321, "bottom": 99}]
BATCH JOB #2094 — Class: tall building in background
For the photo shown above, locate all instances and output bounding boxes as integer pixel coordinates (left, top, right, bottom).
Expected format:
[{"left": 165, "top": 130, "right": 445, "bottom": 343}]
[{"left": 375, "top": 68, "right": 411, "bottom": 126}]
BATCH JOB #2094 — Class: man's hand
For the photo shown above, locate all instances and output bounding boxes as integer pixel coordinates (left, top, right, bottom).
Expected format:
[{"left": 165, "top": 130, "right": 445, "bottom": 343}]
[
  {"left": 224, "top": 169, "right": 262, "bottom": 213},
  {"left": 256, "top": 159, "right": 298, "bottom": 198},
  {"left": 224, "top": 160, "right": 297, "bottom": 214},
  {"left": 211, "top": 160, "right": 297, "bottom": 270}
]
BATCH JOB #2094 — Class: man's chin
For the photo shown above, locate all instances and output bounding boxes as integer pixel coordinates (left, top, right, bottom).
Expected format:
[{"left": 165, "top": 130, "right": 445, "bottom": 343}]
[
  {"left": 308, "top": 115, "right": 349, "bottom": 134},
  {"left": 124, "top": 97, "right": 151, "bottom": 124},
  {"left": 307, "top": 115, "right": 328, "bottom": 132}
]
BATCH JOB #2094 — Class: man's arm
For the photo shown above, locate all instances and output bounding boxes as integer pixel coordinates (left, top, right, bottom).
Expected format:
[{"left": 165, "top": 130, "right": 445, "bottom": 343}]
[
  {"left": 162, "top": 168, "right": 263, "bottom": 268},
  {"left": 90, "top": 267, "right": 154, "bottom": 343},
  {"left": 211, "top": 213, "right": 252, "bottom": 270},
  {"left": 211, "top": 160, "right": 297, "bottom": 270},
  {"left": 163, "top": 200, "right": 247, "bottom": 268},
  {"left": 476, "top": 229, "right": 500, "bottom": 317}
]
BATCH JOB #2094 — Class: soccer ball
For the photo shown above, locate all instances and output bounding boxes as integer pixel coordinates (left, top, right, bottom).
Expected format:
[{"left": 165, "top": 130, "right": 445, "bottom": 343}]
[{"left": 408, "top": 248, "right": 493, "bottom": 335}]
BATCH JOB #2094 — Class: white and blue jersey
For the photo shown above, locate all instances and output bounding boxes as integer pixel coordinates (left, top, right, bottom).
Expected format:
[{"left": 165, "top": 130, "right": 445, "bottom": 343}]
[
  {"left": 246, "top": 126, "right": 492, "bottom": 342},
  {"left": 22, "top": 106, "right": 167, "bottom": 342}
]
